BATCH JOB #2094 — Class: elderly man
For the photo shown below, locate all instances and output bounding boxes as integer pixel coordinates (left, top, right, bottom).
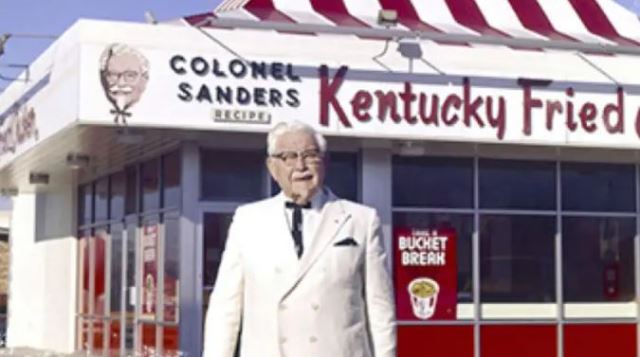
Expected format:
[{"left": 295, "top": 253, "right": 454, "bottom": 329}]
[
  {"left": 203, "top": 121, "right": 396, "bottom": 357},
  {"left": 99, "top": 43, "right": 149, "bottom": 124}
]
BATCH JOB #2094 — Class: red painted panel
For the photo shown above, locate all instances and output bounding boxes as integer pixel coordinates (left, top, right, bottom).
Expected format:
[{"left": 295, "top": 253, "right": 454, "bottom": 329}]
[
  {"left": 398, "top": 325, "right": 473, "bottom": 357},
  {"left": 92, "top": 319, "right": 106, "bottom": 353},
  {"left": 482, "top": 325, "right": 557, "bottom": 357},
  {"left": 508, "top": 0, "right": 576, "bottom": 42},
  {"left": 568, "top": 0, "right": 639, "bottom": 46},
  {"left": 140, "top": 324, "right": 157, "bottom": 357},
  {"left": 163, "top": 325, "right": 180, "bottom": 356},
  {"left": 108, "top": 321, "right": 121, "bottom": 355},
  {"left": 78, "top": 318, "right": 90, "bottom": 351},
  {"left": 565, "top": 324, "right": 637, "bottom": 357}
]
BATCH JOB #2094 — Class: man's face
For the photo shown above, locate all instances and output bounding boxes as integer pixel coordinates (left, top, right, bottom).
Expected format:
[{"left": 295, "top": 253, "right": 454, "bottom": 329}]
[
  {"left": 103, "top": 52, "right": 148, "bottom": 109},
  {"left": 267, "top": 130, "right": 325, "bottom": 204}
]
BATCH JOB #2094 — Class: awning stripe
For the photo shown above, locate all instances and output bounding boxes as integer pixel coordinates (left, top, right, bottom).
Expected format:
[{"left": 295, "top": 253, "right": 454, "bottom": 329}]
[
  {"left": 378, "top": 0, "right": 471, "bottom": 46},
  {"left": 569, "top": 0, "right": 640, "bottom": 46},
  {"left": 474, "top": 0, "right": 546, "bottom": 40},
  {"left": 537, "top": 0, "right": 614, "bottom": 44},
  {"left": 444, "top": 0, "right": 510, "bottom": 38},
  {"left": 244, "top": 0, "right": 297, "bottom": 23},
  {"left": 206, "top": 0, "right": 640, "bottom": 52},
  {"left": 309, "top": 0, "right": 369, "bottom": 28},
  {"left": 508, "top": 0, "right": 577, "bottom": 42}
]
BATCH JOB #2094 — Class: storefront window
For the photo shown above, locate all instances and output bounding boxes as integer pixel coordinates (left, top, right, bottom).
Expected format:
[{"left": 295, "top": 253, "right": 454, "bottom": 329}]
[
  {"left": 479, "top": 159, "right": 555, "bottom": 210},
  {"left": 78, "top": 231, "right": 91, "bottom": 316},
  {"left": 325, "top": 152, "right": 359, "bottom": 202},
  {"left": 141, "top": 159, "right": 161, "bottom": 211},
  {"left": 203, "top": 213, "right": 233, "bottom": 292},
  {"left": 563, "top": 216, "right": 636, "bottom": 302},
  {"left": 393, "top": 156, "right": 473, "bottom": 208},
  {"left": 95, "top": 177, "right": 109, "bottom": 222},
  {"left": 480, "top": 215, "right": 556, "bottom": 302},
  {"left": 110, "top": 171, "right": 126, "bottom": 219},
  {"left": 94, "top": 229, "right": 108, "bottom": 316},
  {"left": 562, "top": 162, "right": 635, "bottom": 212},
  {"left": 125, "top": 166, "right": 138, "bottom": 215},
  {"left": 201, "top": 149, "right": 267, "bottom": 201},
  {"left": 125, "top": 223, "right": 136, "bottom": 352},
  {"left": 110, "top": 225, "right": 124, "bottom": 317},
  {"left": 163, "top": 151, "right": 181, "bottom": 209},
  {"left": 163, "top": 215, "right": 180, "bottom": 323},
  {"left": 79, "top": 184, "right": 93, "bottom": 226},
  {"left": 140, "top": 220, "right": 159, "bottom": 322}
]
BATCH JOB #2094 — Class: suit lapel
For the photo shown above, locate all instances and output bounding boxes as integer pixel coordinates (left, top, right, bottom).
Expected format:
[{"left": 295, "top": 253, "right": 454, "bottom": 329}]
[{"left": 280, "top": 194, "right": 351, "bottom": 301}]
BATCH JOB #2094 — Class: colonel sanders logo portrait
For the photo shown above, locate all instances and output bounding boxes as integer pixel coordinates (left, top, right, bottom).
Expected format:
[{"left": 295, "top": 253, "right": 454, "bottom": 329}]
[{"left": 99, "top": 43, "right": 149, "bottom": 124}]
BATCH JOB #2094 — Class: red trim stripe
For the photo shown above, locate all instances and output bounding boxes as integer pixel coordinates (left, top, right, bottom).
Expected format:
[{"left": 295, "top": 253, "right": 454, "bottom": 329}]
[
  {"left": 569, "top": 0, "right": 640, "bottom": 46},
  {"left": 309, "top": 0, "right": 369, "bottom": 27},
  {"left": 444, "top": 0, "right": 511, "bottom": 38},
  {"left": 244, "top": 0, "right": 297, "bottom": 23},
  {"left": 508, "top": 0, "right": 577, "bottom": 42}
]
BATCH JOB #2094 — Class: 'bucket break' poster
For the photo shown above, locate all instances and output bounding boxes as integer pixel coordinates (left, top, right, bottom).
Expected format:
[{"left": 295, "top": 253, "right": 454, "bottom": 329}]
[{"left": 394, "top": 227, "right": 458, "bottom": 320}]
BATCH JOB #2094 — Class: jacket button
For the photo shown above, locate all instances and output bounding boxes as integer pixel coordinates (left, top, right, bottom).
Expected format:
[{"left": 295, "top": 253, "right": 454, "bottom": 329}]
[
  {"left": 309, "top": 336, "right": 317, "bottom": 343},
  {"left": 311, "top": 303, "right": 319, "bottom": 311}
]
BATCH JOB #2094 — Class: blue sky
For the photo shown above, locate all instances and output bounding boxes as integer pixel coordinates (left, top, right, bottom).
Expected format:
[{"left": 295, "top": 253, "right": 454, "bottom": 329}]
[
  {"left": 0, "top": 0, "right": 221, "bottom": 87},
  {"left": 618, "top": 0, "right": 640, "bottom": 12}
]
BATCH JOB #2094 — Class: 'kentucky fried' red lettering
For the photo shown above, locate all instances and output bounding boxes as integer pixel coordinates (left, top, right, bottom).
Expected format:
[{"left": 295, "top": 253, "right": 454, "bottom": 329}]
[
  {"left": 522, "top": 85, "right": 625, "bottom": 137},
  {"left": 319, "top": 66, "right": 506, "bottom": 139}
]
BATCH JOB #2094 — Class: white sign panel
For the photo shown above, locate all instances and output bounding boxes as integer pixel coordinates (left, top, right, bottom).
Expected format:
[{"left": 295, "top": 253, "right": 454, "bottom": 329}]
[{"left": 79, "top": 42, "right": 640, "bottom": 149}]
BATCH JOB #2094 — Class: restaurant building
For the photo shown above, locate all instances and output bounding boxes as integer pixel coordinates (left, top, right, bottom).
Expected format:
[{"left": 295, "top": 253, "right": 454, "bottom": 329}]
[{"left": 1, "top": 0, "right": 640, "bottom": 356}]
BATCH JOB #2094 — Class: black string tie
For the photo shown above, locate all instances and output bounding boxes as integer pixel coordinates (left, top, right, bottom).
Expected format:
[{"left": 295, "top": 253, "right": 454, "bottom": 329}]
[{"left": 285, "top": 201, "right": 311, "bottom": 258}]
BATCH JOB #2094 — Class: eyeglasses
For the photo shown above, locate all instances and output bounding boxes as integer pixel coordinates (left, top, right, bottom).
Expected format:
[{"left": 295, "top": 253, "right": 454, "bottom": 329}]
[
  {"left": 271, "top": 149, "right": 323, "bottom": 166},
  {"left": 105, "top": 70, "right": 141, "bottom": 84}
]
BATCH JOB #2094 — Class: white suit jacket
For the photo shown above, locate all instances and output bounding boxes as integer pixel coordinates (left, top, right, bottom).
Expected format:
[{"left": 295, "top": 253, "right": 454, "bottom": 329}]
[{"left": 203, "top": 190, "right": 396, "bottom": 357}]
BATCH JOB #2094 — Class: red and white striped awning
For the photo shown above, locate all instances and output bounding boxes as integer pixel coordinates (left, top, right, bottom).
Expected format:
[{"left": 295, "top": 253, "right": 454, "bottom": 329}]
[
  {"left": 178, "top": 0, "right": 640, "bottom": 88},
  {"left": 184, "top": 0, "right": 640, "bottom": 52}
]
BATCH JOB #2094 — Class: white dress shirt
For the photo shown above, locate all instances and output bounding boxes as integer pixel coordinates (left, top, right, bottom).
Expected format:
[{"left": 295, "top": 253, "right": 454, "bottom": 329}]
[{"left": 280, "top": 188, "right": 327, "bottom": 255}]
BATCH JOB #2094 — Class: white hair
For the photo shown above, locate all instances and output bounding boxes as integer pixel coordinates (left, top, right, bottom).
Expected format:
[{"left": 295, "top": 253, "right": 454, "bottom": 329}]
[
  {"left": 99, "top": 43, "right": 150, "bottom": 74},
  {"left": 267, "top": 121, "right": 327, "bottom": 156}
]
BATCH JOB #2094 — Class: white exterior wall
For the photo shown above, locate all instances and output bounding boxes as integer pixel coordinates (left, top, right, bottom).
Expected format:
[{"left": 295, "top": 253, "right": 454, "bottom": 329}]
[{"left": 7, "top": 184, "right": 77, "bottom": 353}]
